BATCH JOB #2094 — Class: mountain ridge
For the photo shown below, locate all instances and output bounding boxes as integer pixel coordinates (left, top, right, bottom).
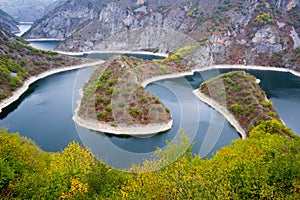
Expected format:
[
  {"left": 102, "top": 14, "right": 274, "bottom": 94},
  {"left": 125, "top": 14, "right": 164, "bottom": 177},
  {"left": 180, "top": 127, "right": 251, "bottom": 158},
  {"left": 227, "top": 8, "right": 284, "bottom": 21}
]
[{"left": 23, "top": 0, "right": 300, "bottom": 70}]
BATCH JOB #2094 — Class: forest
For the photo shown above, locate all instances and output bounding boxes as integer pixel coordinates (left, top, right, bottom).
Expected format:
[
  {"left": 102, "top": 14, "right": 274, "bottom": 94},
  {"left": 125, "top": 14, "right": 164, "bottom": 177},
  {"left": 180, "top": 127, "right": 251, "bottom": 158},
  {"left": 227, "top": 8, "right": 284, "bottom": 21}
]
[{"left": 0, "top": 118, "right": 299, "bottom": 199}]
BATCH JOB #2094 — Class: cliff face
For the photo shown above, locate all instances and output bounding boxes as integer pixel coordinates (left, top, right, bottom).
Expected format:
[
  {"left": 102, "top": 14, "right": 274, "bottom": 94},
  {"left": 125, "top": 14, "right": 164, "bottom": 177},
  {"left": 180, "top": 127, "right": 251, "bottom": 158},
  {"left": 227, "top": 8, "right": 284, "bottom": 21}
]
[
  {"left": 23, "top": 0, "right": 300, "bottom": 69},
  {"left": 22, "top": 0, "right": 109, "bottom": 39},
  {"left": 56, "top": 1, "right": 205, "bottom": 52},
  {"left": 0, "top": 9, "right": 19, "bottom": 33}
]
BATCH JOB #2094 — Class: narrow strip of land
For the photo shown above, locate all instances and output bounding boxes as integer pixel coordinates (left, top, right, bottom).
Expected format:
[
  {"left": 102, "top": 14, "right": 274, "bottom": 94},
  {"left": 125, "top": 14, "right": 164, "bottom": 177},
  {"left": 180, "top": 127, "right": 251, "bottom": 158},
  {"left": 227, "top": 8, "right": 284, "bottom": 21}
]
[{"left": 193, "top": 90, "right": 247, "bottom": 139}]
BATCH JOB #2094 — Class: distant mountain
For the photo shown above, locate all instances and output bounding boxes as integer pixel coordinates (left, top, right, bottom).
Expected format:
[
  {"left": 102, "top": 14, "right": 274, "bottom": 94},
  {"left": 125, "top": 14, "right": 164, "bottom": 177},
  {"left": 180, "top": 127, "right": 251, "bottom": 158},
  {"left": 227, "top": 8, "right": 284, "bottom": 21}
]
[
  {"left": 0, "top": 0, "right": 66, "bottom": 23},
  {"left": 0, "top": 9, "right": 19, "bottom": 33},
  {"left": 23, "top": 0, "right": 300, "bottom": 69},
  {"left": 22, "top": 0, "right": 109, "bottom": 39}
]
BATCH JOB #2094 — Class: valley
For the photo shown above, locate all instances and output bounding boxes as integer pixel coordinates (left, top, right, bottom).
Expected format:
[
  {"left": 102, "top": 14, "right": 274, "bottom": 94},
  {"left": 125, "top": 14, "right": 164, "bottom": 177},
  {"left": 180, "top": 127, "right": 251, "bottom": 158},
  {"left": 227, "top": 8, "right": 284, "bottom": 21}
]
[{"left": 0, "top": 0, "right": 299, "bottom": 199}]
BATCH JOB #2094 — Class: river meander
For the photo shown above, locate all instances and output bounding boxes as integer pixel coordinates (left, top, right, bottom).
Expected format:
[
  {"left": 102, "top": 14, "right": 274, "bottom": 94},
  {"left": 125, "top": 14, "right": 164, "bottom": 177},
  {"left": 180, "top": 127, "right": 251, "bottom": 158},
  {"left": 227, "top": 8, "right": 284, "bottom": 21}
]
[{"left": 1, "top": 40, "right": 299, "bottom": 169}]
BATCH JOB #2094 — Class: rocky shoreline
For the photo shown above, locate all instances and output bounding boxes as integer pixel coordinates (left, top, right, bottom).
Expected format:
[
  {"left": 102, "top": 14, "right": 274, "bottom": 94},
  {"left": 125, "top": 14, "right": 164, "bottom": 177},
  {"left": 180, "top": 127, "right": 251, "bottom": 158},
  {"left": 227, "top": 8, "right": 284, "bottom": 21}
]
[
  {"left": 55, "top": 50, "right": 168, "bottom": 57},
  {"left": 193, "top": 90, "right": 247, "bottom": 139},
  {"left": 25, "top": 38, "right": 63, "bottom": 42},
  {"left": 0, "top": 60, "right": 105, "bottom": 113}
]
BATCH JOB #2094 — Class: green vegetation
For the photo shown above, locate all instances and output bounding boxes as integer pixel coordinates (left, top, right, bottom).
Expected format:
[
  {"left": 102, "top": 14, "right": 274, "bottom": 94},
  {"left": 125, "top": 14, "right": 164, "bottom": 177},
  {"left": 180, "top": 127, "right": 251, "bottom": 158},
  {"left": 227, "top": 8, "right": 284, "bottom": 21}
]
[
  {"left": 1, "top": 118, "right": 299, "bottom": 199},
  {"left": 0, "top": 30, "right": 82, "bottom": 100},
  {"left": 199, "top": 71, "right": 281, "bottom": 134},
  {"left": 79, "top": 55, "right": 174, "bottom": 125},
  {"left": 164, "top": 45, "right": 195, "bottom": 64},
  {"left": 255, "top": 13, "right": 273, "bottom": 25},
  {"left": 287, "top": 6, "right": 300, "bottom": 29},
  {"left": 186, "top": 7, "right": 198, "bottom": 18},
  {"left": 0, "top": 55, "right": 28, "bottom": 96}
]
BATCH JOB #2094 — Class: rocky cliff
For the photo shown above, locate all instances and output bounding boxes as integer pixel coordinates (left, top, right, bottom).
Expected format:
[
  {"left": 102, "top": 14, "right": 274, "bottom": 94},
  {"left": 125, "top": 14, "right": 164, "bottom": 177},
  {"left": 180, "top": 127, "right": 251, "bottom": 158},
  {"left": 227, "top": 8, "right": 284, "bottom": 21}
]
[
  {"left": 0, "top": 9, "right": 19, "bottom": 33},
  {"left": 22, "top": 0, "right": 110, "bottom": 39},
  {"left": 23, "top": 0, "right": 300, "bottom": 70}
]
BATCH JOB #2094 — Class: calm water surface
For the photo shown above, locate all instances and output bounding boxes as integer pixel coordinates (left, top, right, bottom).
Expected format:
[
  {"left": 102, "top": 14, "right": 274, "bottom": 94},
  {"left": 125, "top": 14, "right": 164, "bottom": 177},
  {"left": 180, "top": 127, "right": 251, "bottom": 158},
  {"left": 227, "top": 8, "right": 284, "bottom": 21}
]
[
  {"left": 1, "top": 40, "right": 299, "bottom": 169},
  {"left": 16, "top": 24, "right": 32, "bottom": 37}
]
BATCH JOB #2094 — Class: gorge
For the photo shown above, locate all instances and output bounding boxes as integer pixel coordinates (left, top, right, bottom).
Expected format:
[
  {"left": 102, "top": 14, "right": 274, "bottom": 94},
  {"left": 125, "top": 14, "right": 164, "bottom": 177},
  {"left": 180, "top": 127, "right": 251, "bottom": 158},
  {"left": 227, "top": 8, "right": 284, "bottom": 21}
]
[{"left": 0, "top": 1, "right": 299, "bottom": 198}]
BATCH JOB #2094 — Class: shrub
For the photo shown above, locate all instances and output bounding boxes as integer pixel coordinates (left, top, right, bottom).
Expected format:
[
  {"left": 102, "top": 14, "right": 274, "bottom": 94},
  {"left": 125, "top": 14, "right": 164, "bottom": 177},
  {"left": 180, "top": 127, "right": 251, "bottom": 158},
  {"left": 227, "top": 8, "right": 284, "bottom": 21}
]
[
  {"left": 255, "top": 13, "right": 273, "bottom": 25},
  {"left": 97, "top": 112, "right": 106, "bottom": 119},
  {"left": 119, "top": 102, "right": 125, "bottom": 108},
  {"left": 105, "top": 106, "right": 112, "bottom": 112}
]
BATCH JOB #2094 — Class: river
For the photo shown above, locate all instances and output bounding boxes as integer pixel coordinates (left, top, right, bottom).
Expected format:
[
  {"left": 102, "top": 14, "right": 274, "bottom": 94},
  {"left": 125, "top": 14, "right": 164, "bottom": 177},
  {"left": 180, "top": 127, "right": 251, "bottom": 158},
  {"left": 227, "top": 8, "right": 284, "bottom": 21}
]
[{"left": 0, "top": 39, "right": 299, "bottom": 169}]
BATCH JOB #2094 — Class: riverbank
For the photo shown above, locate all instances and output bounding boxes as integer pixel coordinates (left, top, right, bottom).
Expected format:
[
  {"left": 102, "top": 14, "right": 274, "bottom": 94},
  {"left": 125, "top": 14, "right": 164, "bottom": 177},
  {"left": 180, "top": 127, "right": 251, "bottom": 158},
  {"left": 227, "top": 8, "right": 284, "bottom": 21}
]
[
  {"left": 193, "top": 90, "right": 247, "bottom": 139},
  {"left": 55, "top": 50, "right": 168, "bottom": 58},
  {"left": 142, "top": 64, "right": 300, "bottom": 87},
  {"left": 73, "top": 89, "right": 173, "bottom": 136},
  {"left": 213, "top": 64, "right": 300, "bottom": 78},
  {"left": 25, "top": 38, "right": 63, "bottom": 42},
  {"left": 0, "top": 60, "right": 105, "bottom": 113}
]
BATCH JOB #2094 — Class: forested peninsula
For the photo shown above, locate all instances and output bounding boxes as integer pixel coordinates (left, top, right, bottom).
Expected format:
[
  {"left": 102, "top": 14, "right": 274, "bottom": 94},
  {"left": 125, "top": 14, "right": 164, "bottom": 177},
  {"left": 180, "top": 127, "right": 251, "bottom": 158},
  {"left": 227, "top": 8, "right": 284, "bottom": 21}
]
[
  {"left": 74, "top": 52, "right": 196, "bottom": 135},
  {"left": 195, "top": 71, "right": 293, "bottom": 138}
]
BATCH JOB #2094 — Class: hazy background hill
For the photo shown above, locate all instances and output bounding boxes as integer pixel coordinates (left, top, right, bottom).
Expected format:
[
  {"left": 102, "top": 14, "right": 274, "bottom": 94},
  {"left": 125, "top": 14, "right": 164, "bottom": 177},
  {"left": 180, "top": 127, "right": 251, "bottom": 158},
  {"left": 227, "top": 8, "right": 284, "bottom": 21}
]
[
  {"left": 0, "top": 9, "right": 19, "bottom": 33},
  {"left": 0, "top": 0, "right": 66, "bottom": 22}
]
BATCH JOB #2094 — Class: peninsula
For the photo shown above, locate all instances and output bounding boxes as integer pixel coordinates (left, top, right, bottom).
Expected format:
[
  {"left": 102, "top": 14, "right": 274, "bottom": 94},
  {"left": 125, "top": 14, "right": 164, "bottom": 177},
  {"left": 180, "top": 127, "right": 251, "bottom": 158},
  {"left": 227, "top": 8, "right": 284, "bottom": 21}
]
[
  {"left": 194, "top": 71, "right": 294, "bottom": 138},
  {"left": 73, "top": 54, "right": 190, "bottom": 135}
]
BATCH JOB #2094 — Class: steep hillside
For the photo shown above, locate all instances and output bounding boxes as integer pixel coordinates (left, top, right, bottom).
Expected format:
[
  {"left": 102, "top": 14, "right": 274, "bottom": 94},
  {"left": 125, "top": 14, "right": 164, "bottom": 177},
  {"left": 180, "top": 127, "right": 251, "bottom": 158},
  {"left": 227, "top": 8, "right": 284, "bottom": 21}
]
[
  {"left": 23, "top": 0, "right": 300, "bottom": 70},
  {"left": 0, "top": 0, "right": 64, "bottom": 23},
  {"left": 0, "top": 9, "right": 19, "bottom": 33},
  {"left": 0, "top": 29, "right": 82, "bottom": 101}
]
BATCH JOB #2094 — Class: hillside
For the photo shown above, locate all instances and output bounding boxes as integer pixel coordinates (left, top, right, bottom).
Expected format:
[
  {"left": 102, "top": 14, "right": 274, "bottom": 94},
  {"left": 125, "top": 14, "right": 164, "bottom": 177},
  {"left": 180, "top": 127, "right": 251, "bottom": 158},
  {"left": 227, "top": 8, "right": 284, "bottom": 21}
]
[
  {"left": 197, "top": 71, "right": 292, "bottom": 137},
  {"left": 23, "top": 0, "right": 300, "bottom": 69},
  {"left": 0, "top": 9, "right": 19, "bottom": 33},
  {"left": 0, "top": 0, "right": 64, "bottom": 23},
  {"left": 0, "top": 28, "right": 83, "bottom": 101}
]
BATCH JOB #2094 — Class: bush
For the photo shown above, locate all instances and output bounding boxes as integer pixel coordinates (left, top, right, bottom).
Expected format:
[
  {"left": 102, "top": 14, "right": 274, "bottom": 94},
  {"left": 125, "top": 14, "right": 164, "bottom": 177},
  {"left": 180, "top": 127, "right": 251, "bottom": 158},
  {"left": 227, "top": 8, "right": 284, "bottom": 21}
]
[
  {"left": 0, "top": 93, "right": 7, "bottom": 99},
  {"left": 97, "top": 112, "right": 106, "bottom": 119},
  {"left": 105, "top": 106, "right": 112, "bottom": 112},
  {"left": 119, "top": 102, "right": 125, "bottom": 108},
  {"left": 255, "top": 13, "right": 273, "bottom": 25}
]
